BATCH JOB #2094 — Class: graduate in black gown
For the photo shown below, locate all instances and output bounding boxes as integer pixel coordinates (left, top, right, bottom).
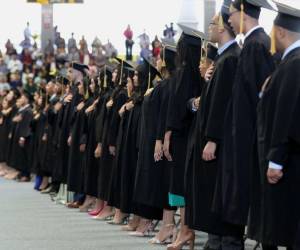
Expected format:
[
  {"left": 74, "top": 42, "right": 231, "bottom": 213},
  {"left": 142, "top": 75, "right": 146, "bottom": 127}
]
[
  {"left": 90, "top": 64, "right": 117, "bottom": 217},
  {"left": 186, "top": 3, "right": 245, "bottom": 248},
  {"left": 163, "top": 24, "right": 203, "bottom": 250},
  {"left": 13, "top": 91, "right": 34, "bottom": 182},
  {"left": 40, "top": 80, "right": 62, "bottom": 194},
  {"left": 79, "top": 77, "right": 100, "bottom": 211},
  {"left": 114, "top": 57, "right": 162, "bottom": 236},
  {"left": 213, "top": 0, "right": 275, "bottom": 240},
  {"left": 134, "top": 44, "right": 178, "bottom": 244},
  {"left": 67, "top": 67, "right": 92, "bottom": 205},
  {"left": 30, "top": 90, "right": 48, "bottom": 189},
  {"left": 0, "top": 92, "right": 18, "bottom": 178},
  {"left": 249, "top": 2, "right": 300, "bottom": 248},
  {"left": 93, "top": 59, "right": 128, "bottom": 220}
]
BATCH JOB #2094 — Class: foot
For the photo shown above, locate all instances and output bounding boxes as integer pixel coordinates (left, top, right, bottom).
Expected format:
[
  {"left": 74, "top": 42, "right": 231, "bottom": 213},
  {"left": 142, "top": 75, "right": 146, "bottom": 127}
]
[
  {"left": 149, "top": 224, "right": 176, "bottom": 244},
  {"left": 167, "top": 230, "right": 195, "bottom": 249},
  {"left": 129, "top": 219, "right": 153, "bottom": 237},
  {"left": 19, "top": 176, "right": 30, "bottom": 182},
  {"left": 107, "top": 213, "right": 128, "bottom": 225}
]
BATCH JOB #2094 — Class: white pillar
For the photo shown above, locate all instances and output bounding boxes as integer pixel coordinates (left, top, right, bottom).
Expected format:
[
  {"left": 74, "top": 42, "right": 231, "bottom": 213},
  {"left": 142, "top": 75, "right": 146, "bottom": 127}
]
[
  {"left": 178, "top": 0, "right": 199, "bottom": 29},
  {"left": 203, "top": 0, "right": 216, "bottom": 35},
  {"left": 41, "top": 4, "right": 54, "bottom": 51}
]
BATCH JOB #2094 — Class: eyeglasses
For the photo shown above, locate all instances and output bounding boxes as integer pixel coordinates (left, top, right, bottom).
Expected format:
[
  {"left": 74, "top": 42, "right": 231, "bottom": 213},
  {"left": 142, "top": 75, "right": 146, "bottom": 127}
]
[{"left": 209, "top": 22, "right": 218, "bottom": 26}]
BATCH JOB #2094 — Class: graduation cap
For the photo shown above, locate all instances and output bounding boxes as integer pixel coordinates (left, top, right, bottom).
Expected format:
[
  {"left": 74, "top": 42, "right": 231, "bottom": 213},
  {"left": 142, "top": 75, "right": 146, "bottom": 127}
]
[
  {"left": 177, "top": 23, "right": 206, "bottom": 46},
  {"left": 114, "top": 57, "right": 135, "bottom": 85},
  {"left": 273, "top": 1, "right": 300, "bottom": 33},
  {"left": 140, "top": 56, "right": 162, "bottom": 90},
  {"left": 219, "top": 0, "right": 232, "bottom": 29},
  {"left": 230, "top": 0, "right": 274, "bottom": 35},
  {"left": 71, "top": 62, "right": 89, "bottom": 76},
  {"left": 56, "top": 76, "right": 69, "bottom": 86},
  {"left": 98, "top": 64, "right": 114, "bottom": 88},
  {"left": 161, "top": 38, "right": 177, "bottom": 68}
]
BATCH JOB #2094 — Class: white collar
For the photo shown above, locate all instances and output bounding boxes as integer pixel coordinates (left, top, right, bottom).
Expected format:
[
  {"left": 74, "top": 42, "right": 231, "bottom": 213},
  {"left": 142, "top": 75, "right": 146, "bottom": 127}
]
[
  {"left": 19, "top": 104, "right": 30, "bottom": 112},
  {"left": 282, "top": 40, "right": 300, "bottom": 60},
  {"left": 217, "top": 40, "right": 237, "bottom": 55},
  {"left": 244, "top": 25, "right": 261, "bottom": 40}
]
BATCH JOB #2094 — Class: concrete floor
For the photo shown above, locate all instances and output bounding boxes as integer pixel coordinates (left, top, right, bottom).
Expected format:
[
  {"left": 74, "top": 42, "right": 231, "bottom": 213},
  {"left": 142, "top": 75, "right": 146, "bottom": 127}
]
[{"left": 0, "top": 177, "right": 263, "bottom": 250}]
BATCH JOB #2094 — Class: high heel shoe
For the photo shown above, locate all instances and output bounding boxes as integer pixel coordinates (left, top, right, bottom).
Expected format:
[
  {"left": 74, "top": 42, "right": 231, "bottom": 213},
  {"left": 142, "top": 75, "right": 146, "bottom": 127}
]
[
  {"left": 148, "top": 224, "right": 177, "bottom": 245},
  {"left": 92, "top": 212, "right": 115, "bottom": 221},
  {"left": 167, "top": 231, "right": 195, "bottom": 250},
  {"left": 107, "top": 215, "right": 129, "bottom": 225},
  {"left": 129, "top": 221, "right": 154, "bottom": 237},
  {"left": 88, "top": 206, "right": 104, "bottom": 216}
]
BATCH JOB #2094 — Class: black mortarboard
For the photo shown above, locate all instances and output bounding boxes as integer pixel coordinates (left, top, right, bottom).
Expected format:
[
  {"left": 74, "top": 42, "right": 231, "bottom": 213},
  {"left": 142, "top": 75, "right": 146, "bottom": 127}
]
[
  {"left": 139, "top": 57, "right": 162, "bottom": 90},
  {"left": 231, "top": 0, "right": 261, "bottom": 19},
  {"left": 56, "top": 57, "right": 68, "bottom": 66},
  {"left": 71, "top": 62, "right": 89, "bottom": 76},
  {"left": 161, "top": 38, "right": 177, "bottom": 53},
  {"left": 177, "top": 23, "right": 206, "bottom": 46},
  {"left": 220, "top": 0, "right": 232, "bottom": 27},
  {"left": 274, "top": 1, "right": 300, "bottom": 33},
  {"left": 114, "top": 57, "right": 135, "bottom": 84}
]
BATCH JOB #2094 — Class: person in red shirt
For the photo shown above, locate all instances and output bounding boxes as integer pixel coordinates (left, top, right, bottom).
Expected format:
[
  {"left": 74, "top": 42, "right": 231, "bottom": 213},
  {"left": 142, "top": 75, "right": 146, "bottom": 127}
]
[{"left": 124, "top": 25, "right": 134, "bottom": 60}]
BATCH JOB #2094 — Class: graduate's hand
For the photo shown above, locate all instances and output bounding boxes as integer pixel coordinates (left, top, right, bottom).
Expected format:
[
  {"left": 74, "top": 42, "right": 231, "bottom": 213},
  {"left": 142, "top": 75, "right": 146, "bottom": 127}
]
[
  {"left": 109, "top": 145, "right": 116, "bottom": 156},
  {"left": 267, "top": 168, "right": 283, "bottom": 184},
  {"left": 85, "top": 104, "right": 95, "bottom": 114},
  {"left": 106, "top": 99, "right": 114, "bottom": 108},
  {"left": 205, "top": 64, "right": 215, "bottom": 82},
  {"left": 42, "top": 133, "right": 47, "bottom": 142},
  {"left": 154, "top": 140, "right": 163, "bottom": 162},
  {"left": 194, "top": 97, "right": 200, "bottom": 110},
  {"left": 0, "top": 117, "right": 3, "bottom": 125},
  {"left": 67, "top": 136, "right": 72, "bottom": 146},
  {"left": 202, "top": 141, "right": 217, "bottom": 161},
  {"left": 108, "top": 146, "right": 116, "bottom": 156},
  {"left": 54, "top": 102, "right": 63, "bottom": 112},
  {"left": 77, "top": 101, "right": 85, "bottom": 111},
  {"left": 163, "top": 131, "right": 173, "bottom": 161},
  {"left": 118, "top": 105, "right": 126, "bottom": 116},
  {"left": 94, "top": 143, "right": 102, "bottom": 158},
  {"left": 8, "top": 133, "right": 12, "bottom": 139},
  {"left": 79, "top": 144, "right": 86, "bottom": 152},
  {"left": 64, "top": 94, "right": 73, "bottom": 103},
  {"left": 125, "top": 101, "right": 134, "bottom": 111},
  {"left": 19, "top": 137, "right": 25, "bottom": 147}
]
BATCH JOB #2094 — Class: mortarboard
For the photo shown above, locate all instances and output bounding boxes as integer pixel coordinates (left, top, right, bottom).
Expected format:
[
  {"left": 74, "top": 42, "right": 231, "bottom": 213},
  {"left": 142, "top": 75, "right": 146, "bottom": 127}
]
[
  {"left": 177, "top": 23, "right": 206, "bottom": 46},
  {"left": 71, "top": 62, "right": 89, "bottom": 76},
  {"left": 273, "top": 1, "right": 300, "bottom": 33}
]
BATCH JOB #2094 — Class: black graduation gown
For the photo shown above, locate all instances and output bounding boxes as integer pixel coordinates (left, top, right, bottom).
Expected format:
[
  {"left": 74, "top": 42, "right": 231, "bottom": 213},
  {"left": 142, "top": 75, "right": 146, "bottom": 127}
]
[
  {"left": 134, "top": 82, "right": 170, "bottom": 209},
  {"left": 83, "top": 96, "right": 99, "bottom": 197},
  {"left": 67, "top": 97, "right": 92, "bottom": 193},
  {"left": 121, "top": 99, "right": 162, "bottom": 221},
  {"left": 31, "top": 112, "right": 48, "bottom": 175},
  {"left": 95, "top": 87, "right": 113, "bottom": 198},
  {"left": 13, "top": 105, "right": 33, "bottom": 173},
  {"left": 41, "top": 96, "right": 60, "bottom": 176},
  {"left": 98, "top": 88, "right": 127, "bottom": 201},
  {"left": 6, "top": 106, "right": 18, "bottom": 167},
  {"left": 167, "top": 65, "right": 202, "bottom": 197},
  {"left": 248, "top": 48, "right": 300, "bottom": 247},
  {"left": 213, "top": 28, "right": 275, "bottom": 226},
  {"left": 57, "top": 88, "right": 81, "bottom": 184},
  {"left": 0, "top": 107, "right": 16, "bottom": 162},
  {"left": 187, "top": 43, "right": 243, "bottom": 236}
]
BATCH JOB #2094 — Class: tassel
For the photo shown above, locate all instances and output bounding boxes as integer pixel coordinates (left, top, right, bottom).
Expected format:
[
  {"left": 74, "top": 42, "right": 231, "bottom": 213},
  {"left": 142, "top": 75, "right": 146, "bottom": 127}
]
[
  {"left": 162, "top": 46, "right": 166, "bottom": 68},
  {"left": 240, "top": 3, "right": 244, "bottom": 35},
  {"left": 270, "top": 26, "right": 276, "bottom": 55},
  {"left": 119, "top": 60, "right": 123, "bottom": 85},
  {"left": 103, "top": 65, "right": 107, "bottom": 88}
]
